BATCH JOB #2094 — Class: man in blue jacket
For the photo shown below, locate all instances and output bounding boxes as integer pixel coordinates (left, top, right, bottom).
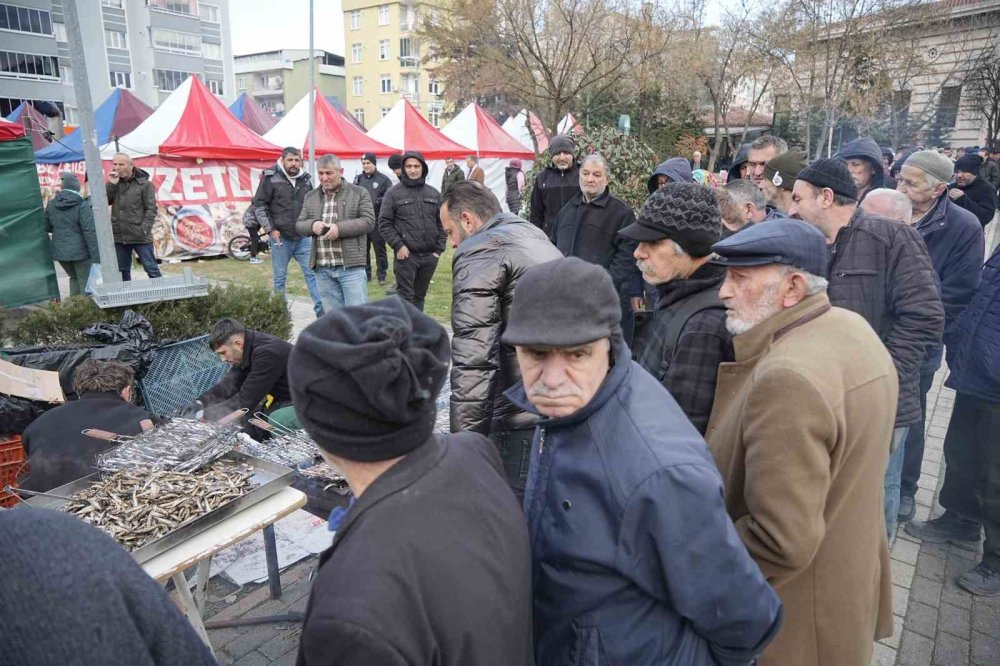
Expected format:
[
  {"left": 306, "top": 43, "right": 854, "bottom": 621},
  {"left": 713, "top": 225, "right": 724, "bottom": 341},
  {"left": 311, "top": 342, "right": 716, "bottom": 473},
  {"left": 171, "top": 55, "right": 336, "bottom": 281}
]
[
  {"left": 502, "top": 256, "right": 782, "bottom": 666},
  {"left": 906, "top": 246, "right": 1000, "bottom": 595}
]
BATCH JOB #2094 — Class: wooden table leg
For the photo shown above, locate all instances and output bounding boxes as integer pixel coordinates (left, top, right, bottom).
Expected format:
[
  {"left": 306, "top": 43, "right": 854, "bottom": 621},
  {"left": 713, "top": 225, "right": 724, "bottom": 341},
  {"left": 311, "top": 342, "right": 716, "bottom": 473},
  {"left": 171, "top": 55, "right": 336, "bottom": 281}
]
[
  {"left": 172, "top": 571, "right": 214, "bottom": 653},
  {"left": 263, "top": 523, "right": 281, "bottom": 600},
  {"left": 193, "top": 558, "right": 212, "bottom": 616}
]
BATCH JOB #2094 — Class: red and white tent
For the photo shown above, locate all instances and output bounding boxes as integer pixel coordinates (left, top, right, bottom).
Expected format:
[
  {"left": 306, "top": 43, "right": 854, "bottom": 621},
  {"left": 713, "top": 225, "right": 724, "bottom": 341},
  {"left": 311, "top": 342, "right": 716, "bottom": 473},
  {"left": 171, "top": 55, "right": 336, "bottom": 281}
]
[
  {"left": 265, "top": 90, "right": 396, "bottom": 181},
  {"left": 557, "top": 112, "right": 583, "bottom": 135},
  {"left": 366, "top": 99, "right": 471, "bottom": 161},
  {"left": 502, "top": 109, "right": 549, "bottom": 154},
  {"left": 100, "top": 76, "right": 283, "bottom": 260},
  {"left": 0, "top": 118, "right": 26, "bottom": 141},
  {"left": 441, "top": 103, "right": 533, "bottom": 210}
]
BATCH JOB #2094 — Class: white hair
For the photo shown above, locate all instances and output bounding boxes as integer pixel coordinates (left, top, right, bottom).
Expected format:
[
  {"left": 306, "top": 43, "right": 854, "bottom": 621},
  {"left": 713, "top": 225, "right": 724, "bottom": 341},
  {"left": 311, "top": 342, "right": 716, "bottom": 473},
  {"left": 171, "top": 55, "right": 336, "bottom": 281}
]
[
  {"left": 581, "top": 153, "right": 610, "bottom": 173},
  {"left": 776, "top": 265, "right": 828, "bottom": 295},
  {"left": 862, "top": 188, "right": 913, "bottom": 224},
  {"left": 671, "top": 240, "right": 688, "bottom": 257},
  {"left": 316, "top": 154, "right": 341, "bottom": 169}
]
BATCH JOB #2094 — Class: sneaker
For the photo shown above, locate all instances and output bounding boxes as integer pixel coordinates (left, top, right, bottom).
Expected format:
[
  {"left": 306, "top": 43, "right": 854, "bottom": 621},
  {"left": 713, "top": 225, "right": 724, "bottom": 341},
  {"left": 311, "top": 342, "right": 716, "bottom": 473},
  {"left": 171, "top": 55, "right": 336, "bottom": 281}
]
[
  {"left": 957, "top": 562, "right": 1000, "bottom": 596},
  {"left": 249, "top": 257, "right": 264, "bottom": 264},
  {"left": 898, "top": 494, "right": 916, "bottom": 523},
  {"left": 904, "top": 511, "right": 981, "bottom": 549}
]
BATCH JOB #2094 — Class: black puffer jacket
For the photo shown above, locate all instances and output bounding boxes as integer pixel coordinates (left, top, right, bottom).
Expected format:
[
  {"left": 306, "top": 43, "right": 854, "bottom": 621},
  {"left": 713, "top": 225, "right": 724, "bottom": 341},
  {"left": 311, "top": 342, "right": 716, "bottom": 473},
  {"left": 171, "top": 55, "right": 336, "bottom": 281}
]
[
  {"left": 529, "top": 163, "right": 580, "bottom": 233},
  {"left": 826, "top": 210, "right": 945, "bottom": 427},
  {"left": 378, "top": 151, "right": 447, "bottom": 255},
  {"left": 835, "top": 137, "right": 884, "bottom": 201},
  {"left": 549, "top": 189, "right": 644, "bottom": 298},
  {"left": 504, "top": 166, "right": 523, "bottom": 213},
  {"left": 106, "top": 167, "right": 157, "bottom": 244},
  {"left": 353, "top": 169, "right": 392, "bottom": 218},
  {"left": 950, "top": 177, "right": 997, "bottom": 227},
  {"left": 450, "top": 212, "right": 563, "bottom": 435},
  {"left": 251, "top": 163, "right": 313, "bottom": 240}
]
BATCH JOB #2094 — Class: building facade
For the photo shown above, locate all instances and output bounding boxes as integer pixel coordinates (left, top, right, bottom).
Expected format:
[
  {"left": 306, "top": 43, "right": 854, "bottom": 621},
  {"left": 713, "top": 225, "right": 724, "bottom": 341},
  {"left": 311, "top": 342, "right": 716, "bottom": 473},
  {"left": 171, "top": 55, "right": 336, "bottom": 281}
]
[
  {"left": 234, "top": 49, "right": 346, "bottom": 117},
  {"left": 341, "top": 0, "right": 444, "bottom": 129},
  {"left": 0, "top": 0, "right": 234, "bottom": 123}
]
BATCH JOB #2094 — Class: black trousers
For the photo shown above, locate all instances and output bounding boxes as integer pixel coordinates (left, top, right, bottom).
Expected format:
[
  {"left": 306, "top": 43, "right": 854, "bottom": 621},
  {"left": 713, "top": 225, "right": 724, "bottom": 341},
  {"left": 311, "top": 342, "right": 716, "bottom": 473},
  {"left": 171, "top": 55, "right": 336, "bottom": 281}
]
[
  {"left": 366, "top": 227, "right": 388, "bottom": 281},
  {"left": 394, "top": 252, "right": 438, "bottom": 311},
  {"left": 489, "top": 427, "right": 535, "bottom": 502},
  {"left": 939, "top": 392, "right": 1000, "bottom": 567},
  {"left": 901, "top": 367, "right": 938, "bottom": 497},
  {"left": 249, "top": 231, "right": 261, "bottom": 258}
]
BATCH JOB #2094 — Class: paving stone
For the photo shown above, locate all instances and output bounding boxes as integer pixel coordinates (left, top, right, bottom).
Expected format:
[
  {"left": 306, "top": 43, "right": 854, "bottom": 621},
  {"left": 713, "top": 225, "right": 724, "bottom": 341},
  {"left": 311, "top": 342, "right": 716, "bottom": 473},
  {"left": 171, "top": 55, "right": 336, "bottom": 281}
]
[
  {"left": 270, "top": 647, "right": 301, "bottom": 666},
  {"left": 941, "top": 582, "right": 974, "bottom": 610},
  {"left": 915, "top": 488, "right": 936, "bottom": 508},
  {"left": 925, "top": 436, "right": 945, "bottom": 452},
  {"left": 234, "top": 651, "right": 270, "bottom": 666},
  {"left": 223, "top": 625, "right": 282, "bottom": 659},
  {"left": 910, "top": 575, "right": 943, "bottom": 607},
  {"left": 215, "top": 650, "right": 236, "bottom": 665},
  {"left": 906, "top": 600, "right": 940, "bottom": 639},
  {"left": 972, "top": 598, "right": 1000, "bottom": 635},
  {"left": 915, "top": 504, "right": 932, "bottom": 522},
  {"left": 899, "top": 630, "right": 935, "bottom": 666},
  {"left": 894, "top": 583, "right": 911, "bottom": 617},
  {"left": 939, "top": 602, "right": 972, "bottom": 639},
  {"left": 871, "top": 641, "right": 897, "bottom": 666},
  {"left": 879, "top": 614, "right": 904, "bottom": 649},
  {"left": 919, "top": 542, "right": 952, "bottom": 560},
  {"left": 289, "top": 594, "right": 309, "bottom": 613},
  {"left": 916, "top": 552, "right": 947, "bottom": 583},
  {"left": 894, "top": 538, "right": 922, "bottom": 566},
  {"left": 971, "top": 631, "right": 1000, "bottom": 665},
  {"left": 924, "top": 448, "right": 943, "bottom": 465},
  {"left": 894, "top": 560, "right": 918, "bottom": 589},
  {"left": 933, "top": 631, "right": 970, "bottom": 665},
  {"left": 259, "top": 627, "right": 303, "bottom": 660}
]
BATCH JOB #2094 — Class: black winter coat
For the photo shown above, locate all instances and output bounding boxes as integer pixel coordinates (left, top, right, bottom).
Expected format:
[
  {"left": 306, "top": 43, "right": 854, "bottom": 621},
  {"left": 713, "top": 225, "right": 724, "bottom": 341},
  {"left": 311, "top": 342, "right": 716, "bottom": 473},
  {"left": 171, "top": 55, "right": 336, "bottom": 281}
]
[
  {"left": 450, "top": 212, "right": 563, "bottom": 435},
  {"left": 950, "top": 177, "right": 997, "bottom": 227},
  {"left": 504, "top": 166, "right": 523, "bottom": 212},
  {"left": 378, "top": 152, "right": 447, "bottom": 255},
  {"left": 296, "top": 433, "right": 533, "bottom": 666},
  {"left": 251, "top": 165, "right": 313, "bottom": 240},
  {"left": 826, "top": 211, "right": 944, "bottom": 427},
  {"left": 21, "top": 392, "right": 153, "bottom": 492},
  {"left": 947, "top": 245, "right": 1000, "bottom": 402},
  {"left": 529, "top": 164, "right": 580, "bottom": 233},
  {"left": 106, "top": 167, "right": 157, "bottom": 244},
  {"left": 198, "top": 329, "right": 293, "bottom": 417},
  {"left": 631, "top": 263, "right": 732, "bottom": 434},
  {"left": 353, "top": 169, "right": 392, "bottom": 218},
  {"left": 549, "top": 189, "right": 644, "bottom": 297}
]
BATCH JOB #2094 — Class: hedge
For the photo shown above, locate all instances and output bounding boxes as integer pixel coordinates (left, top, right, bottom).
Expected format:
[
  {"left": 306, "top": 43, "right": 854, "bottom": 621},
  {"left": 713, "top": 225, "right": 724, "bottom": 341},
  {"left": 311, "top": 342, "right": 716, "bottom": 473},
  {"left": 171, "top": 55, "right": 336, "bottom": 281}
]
[{"left": 9, "top": 284, "right": 292, "bottom": 346}]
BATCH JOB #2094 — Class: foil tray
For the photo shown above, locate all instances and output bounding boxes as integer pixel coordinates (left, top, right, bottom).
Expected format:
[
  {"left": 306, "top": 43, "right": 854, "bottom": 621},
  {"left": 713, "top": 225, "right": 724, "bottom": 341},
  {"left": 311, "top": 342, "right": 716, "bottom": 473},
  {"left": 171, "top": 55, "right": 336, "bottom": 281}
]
[{"left": 21, "top": 451, "right": 293, "bottom": 564}]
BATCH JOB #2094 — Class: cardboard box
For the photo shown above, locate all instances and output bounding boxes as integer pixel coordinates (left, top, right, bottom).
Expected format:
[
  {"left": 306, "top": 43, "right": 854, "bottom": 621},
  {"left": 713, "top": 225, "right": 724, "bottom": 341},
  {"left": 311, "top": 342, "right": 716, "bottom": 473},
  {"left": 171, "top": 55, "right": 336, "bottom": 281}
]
[{"left": 0, "top": 358, "right": 65, "bottom": 403}]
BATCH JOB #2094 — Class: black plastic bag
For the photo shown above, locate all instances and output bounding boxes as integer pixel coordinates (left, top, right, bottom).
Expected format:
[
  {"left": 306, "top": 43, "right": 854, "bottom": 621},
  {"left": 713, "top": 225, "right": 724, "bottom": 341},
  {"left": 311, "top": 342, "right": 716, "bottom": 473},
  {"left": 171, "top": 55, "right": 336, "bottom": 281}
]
[
  {"left": 82, "top": 310, "right": 156, "bottom": 349},
  {"left": 0, "top": 394, "right": 49, "bottom": 435}
]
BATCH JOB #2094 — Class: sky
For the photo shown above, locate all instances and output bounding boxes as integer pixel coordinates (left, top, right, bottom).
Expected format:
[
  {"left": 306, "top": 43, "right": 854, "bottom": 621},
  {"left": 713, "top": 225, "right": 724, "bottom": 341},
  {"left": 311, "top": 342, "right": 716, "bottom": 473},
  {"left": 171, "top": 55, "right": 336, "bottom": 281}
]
[{"left": 229, "top": 0, "right": 346, "bottom": 57}]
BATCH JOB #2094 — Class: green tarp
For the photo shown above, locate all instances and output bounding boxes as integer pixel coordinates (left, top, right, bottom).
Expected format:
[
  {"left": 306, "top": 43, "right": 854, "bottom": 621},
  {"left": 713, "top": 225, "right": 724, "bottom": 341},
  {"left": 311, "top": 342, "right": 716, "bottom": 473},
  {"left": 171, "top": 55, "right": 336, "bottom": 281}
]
[{"left": 0, "top": 135, "right": 58, "bottom": 307}]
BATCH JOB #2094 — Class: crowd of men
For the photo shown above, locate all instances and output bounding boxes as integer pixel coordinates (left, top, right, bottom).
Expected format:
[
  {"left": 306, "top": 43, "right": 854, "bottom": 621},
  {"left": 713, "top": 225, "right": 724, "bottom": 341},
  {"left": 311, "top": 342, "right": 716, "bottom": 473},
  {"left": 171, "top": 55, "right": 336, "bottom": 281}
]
[{"left": 21, "top": 129, "right": 1000, "bottom": 666}]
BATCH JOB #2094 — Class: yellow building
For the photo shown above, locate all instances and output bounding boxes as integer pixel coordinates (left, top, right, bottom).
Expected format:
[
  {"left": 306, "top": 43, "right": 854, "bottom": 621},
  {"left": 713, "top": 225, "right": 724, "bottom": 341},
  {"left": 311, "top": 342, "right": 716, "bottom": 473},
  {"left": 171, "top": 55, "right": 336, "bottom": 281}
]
[{"left": 341, "top": 0, "right": 445, "bottom": 129}]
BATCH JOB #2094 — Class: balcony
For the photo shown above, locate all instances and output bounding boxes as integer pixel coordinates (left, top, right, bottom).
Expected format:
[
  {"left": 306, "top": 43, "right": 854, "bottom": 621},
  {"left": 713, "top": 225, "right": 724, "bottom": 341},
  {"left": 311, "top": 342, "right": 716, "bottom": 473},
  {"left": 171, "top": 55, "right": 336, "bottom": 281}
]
[
  {"left": 399, "top": 55, "right": 421, "bottom": 70},
  {"left": 401, "top": 91, "right": 419, "bottom": 104}
]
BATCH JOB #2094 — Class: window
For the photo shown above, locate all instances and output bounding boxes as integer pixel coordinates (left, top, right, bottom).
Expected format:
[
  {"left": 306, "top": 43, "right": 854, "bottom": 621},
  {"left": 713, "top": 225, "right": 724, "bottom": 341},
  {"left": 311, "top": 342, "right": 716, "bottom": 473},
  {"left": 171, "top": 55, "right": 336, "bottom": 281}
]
[
  {"left": 154, "top": 68, "right": 189, "bottom": 91},
  {"left": 428, "top": 77, "right": 439, "bottom": 96},
  {"left": 377, "top": 4, "right": 389, "bottom": 25},
  {"left": 349, "top": 10, "right": 361, "bottom": 30},
  {"left": 202, "top": 42, "right": 222, "bottom": 60},
  {"left": 0, "top": 51, "right": 59, "bottom": 79},
  {"left": 200, "top": 3, "right": 220, "bottom": 23},
  {"left": 354, "top": 109, "right": 364, "bottom": 125},
  {"left": 428, "top": 106, "right": 440, "bottom": 127},
  {"left": 110, "top": 70, "right": 131, "bottom": 88},
  {"left": 102, "top": 0, "right": 123, "bottom": 6},
  {"left": 53, "top": 22, "right": 66, "bottom": 41},
  {"left": 380, "top": 74, "right": 392, "bottom": 94},
  {"left": 152, "top": 29, "right": 202, "bottom": 55},
  {"left": 60, "top": 64, "right": 72, "bottom": 84},
  {"left": 381, "top": 107, "right": 390, "bottom": 118},
  {"left": 399, "top": 37, "right": 418, "bottom": 65},
  {"left": 351, "top": 43, "right": 362, "bottom": 64},
  {"left": 63, "top": 105, "right": 77, "bottom": 124},
  {"left": 149, "top": 0, "right": 196, "bottom": 15},
  {"left": 937, "top": 86, "right": 962, "bottom": 129},
  {"left": 0, "top": 4, "right": 53, "bottom": 35},
  {"left": 105, "top": 30, "right": 127, "bottom": 49},
  {"left": 352, "top": 76, "right": 363, "bottom": 96},
  {"left": 237, "top": 76, "right": 246, "bottom": 90},
  {"left": 207, "top": 79, "right": 223, "bottom": 95},
  {"left": 379, "top": 39, "right": 390, "bottom": 61}
]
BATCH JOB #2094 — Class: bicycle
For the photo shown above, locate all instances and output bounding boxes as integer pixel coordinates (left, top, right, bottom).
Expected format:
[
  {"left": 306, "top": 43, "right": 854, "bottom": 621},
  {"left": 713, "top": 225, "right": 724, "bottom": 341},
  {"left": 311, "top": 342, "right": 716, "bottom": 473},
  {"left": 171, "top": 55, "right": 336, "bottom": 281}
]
[{"left": 227, "top": 230, "right": 270, "bottom": 261}]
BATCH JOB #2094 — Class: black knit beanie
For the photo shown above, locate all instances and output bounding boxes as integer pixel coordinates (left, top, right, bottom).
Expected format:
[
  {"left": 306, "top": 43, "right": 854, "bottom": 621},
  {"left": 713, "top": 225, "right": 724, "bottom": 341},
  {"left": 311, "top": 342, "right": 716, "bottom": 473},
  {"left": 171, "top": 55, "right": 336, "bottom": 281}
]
[
  {"left": 797, "top": 158, "right": 858, "bottom": 201},
  {"left": 619, "top": 183, "right": 721, "bottom": 257},
  {"left": 361, "top": 152, "right": 377, "bottom": 164},
  {"left": 387, "top": 153, "right": 403, "bottom": 170},
  {"left": 288, "top": 297, "right": 449, "bottom": 462},
  {"left": 548, "top": 133, "right": 576, "bottom": 157},
  {"left": 954, "top": 153, "right": 982, "bottom": 176}
]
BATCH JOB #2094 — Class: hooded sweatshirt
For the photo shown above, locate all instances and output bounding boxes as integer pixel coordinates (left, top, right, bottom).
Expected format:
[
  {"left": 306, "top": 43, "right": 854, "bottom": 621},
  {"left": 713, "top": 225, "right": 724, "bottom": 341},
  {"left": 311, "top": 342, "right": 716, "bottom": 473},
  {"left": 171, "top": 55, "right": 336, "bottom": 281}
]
[
  {"left": 378, "top": 151, "right": 447, "bottom": 255},
  {"left": 835, "top": 137, "right": 885, "bottom": 201},
  {"left": 647, "top": 158, "right": 694, "bottom": 193},
  {"left": 727, "top": 143, "right": 751, "bottom": 184},
  {"left": 45, "top": 189, "right": 100, "bottom": 262}
]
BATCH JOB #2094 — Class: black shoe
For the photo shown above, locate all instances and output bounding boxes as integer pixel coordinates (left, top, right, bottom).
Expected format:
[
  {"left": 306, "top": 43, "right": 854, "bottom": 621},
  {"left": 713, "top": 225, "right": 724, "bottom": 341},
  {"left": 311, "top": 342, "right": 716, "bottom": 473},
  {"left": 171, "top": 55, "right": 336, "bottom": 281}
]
[
  {"left": 957, "top": 562, "right": 1000, "bottom": 596},
  {"left": 898, "top": 494, "right": 916, "bottom": 523},
  {"left": 378, "top": 277, "right": 387, "bottom": 287},
  {"left": 904, "top": 511, "right": 981, "bottom": 549}
]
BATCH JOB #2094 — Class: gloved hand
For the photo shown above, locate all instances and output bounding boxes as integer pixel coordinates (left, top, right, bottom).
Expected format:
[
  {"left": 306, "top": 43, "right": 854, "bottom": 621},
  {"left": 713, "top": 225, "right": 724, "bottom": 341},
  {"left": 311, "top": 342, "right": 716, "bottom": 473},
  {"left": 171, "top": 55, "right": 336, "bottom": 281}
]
[{"left": 176, "top": 400, "right": 205, "bottom": 419}]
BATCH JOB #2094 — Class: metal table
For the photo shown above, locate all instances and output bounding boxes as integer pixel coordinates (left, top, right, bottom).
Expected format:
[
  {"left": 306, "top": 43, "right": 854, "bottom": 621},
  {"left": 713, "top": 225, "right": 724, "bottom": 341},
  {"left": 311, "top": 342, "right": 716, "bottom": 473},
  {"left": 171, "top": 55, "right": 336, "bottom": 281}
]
[{"left": 141, "top": 486, "right": 307, "bottom": 651}]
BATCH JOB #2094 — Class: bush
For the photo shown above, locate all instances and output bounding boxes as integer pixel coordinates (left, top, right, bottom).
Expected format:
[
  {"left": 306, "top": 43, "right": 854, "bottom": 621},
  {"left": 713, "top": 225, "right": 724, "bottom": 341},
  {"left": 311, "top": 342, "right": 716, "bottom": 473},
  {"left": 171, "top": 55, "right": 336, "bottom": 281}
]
[{"left": 10, "top": 284, "right": 292, "bottom": 347}]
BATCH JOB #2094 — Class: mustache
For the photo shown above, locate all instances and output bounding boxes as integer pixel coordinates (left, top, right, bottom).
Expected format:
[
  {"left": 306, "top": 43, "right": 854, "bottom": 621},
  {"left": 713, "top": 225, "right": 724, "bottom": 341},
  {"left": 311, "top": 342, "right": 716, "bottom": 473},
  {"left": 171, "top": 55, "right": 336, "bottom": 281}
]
[
  {"left": 527, "top": 382, "right": 582, "bottom": 400},
  {"left": 636, "top": 259, "right": 655, "bottom": 274}
]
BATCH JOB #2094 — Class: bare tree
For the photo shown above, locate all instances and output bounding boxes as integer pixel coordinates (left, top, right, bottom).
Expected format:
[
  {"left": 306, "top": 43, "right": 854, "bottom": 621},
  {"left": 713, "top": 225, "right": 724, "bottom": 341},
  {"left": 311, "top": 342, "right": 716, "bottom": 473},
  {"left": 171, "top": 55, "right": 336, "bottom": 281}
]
[{"left": 965, "top": 40, "right": 1000, "bottom": 148}]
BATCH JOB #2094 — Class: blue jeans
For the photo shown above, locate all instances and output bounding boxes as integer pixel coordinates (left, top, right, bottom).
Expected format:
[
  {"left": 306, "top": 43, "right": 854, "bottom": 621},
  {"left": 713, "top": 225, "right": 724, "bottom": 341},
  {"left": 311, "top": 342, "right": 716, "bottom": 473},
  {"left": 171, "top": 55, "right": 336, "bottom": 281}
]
[
  {"left": 270, "top": 236, "right": 324, "bottom": 317},
  {"left": 115, "top": 242, "right": 162, "bottom": 281},
  {"left": 885, "top": 425, "right": 911, "bottom": 546},
  {"left": 314, "top": 265, "right": 368, "bottom": 310}
]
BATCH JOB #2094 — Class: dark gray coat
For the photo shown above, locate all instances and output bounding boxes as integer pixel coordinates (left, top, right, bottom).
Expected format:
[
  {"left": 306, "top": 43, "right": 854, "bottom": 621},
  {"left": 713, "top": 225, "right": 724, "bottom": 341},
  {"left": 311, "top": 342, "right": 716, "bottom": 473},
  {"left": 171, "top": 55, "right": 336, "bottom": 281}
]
[
  {"left": 450, "top": 212, "right": 563, "bottom": 435},
  {"left": 251, "top": 166, "right": 313, "bottom": 240},
  {"left": 378, "top": 152, "right": 447, "bottom": 255},
  {"left": 826, "top": 210, "right": 944, "bottom": 427},
  {"left": 44, "top": 190, "right": 98, "bottom": 262},
  {"left": 106, "top": 167, "right": 157, "bottom": 244},
  {"left": 295, "top": 182, "right": 375, "bottom": 269}
]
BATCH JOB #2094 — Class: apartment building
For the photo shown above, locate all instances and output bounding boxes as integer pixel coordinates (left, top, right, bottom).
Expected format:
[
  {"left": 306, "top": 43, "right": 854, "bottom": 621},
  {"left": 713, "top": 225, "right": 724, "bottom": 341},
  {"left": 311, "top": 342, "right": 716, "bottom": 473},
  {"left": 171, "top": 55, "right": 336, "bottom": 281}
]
[
  {"left": 0, "top": 0, "right": 234, "bottom": 123},
  {"left": 341, "top": 0, "right": 444, "bottom": 129},
  {"left": 234, "top": 49, "right": 346, "bottom": 116}
]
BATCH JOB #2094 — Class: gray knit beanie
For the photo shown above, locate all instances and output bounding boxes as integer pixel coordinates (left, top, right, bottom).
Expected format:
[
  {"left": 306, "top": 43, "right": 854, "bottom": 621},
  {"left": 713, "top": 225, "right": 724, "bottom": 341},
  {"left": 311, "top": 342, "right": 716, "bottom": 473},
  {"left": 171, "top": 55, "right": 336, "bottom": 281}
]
[
  {"left": 60, "top": 172, "right": 81, "bottom": 192},
  {"left": 904, "top": 150, "right": 954, "bottom": 184},
  {"left": 548, "top": 133, "right": 576, "bottom": 157}
]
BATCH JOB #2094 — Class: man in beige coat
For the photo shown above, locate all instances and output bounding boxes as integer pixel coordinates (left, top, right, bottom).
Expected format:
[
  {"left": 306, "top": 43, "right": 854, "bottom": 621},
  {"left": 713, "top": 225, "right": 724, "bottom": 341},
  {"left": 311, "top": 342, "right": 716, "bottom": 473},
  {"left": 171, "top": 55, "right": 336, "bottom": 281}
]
[{"left": 706, "top": 218, "right": 898, "bottom": 665}]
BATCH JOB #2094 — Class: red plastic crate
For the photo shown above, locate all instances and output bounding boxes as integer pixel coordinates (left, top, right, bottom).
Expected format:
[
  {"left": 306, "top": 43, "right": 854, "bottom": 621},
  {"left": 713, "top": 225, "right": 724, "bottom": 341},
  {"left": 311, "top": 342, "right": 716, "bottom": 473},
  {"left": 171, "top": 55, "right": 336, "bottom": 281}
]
[{"left": 0, "top": 435, "right": 25, "bottom": 508}]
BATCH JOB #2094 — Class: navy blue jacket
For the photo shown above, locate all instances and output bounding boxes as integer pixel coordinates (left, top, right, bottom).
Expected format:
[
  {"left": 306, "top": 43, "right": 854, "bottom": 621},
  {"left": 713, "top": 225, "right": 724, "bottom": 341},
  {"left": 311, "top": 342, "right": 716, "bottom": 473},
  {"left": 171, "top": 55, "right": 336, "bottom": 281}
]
[
  {"left": 647, "top": 158, "right": 694, "bottom": 193},
  {"left": 916, "top": 193, "right": 984, "bottom": 369},
  {"left": 505, "top": 341, "right": 782, "bottom": 666},
  {"left": 947, "top": 246, "right": 1000, "bottom": 402}
]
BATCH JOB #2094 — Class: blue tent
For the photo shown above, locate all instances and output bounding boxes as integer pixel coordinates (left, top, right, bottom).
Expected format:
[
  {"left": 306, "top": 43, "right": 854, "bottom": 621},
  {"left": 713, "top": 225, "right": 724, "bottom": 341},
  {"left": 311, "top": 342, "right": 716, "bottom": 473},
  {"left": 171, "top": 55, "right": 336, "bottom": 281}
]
[
  {"left": 34, "top": 89, "right": 153, "bottom": 164},
  {"left": 228, "top": 92, "right": 276, "bottom": 135}
]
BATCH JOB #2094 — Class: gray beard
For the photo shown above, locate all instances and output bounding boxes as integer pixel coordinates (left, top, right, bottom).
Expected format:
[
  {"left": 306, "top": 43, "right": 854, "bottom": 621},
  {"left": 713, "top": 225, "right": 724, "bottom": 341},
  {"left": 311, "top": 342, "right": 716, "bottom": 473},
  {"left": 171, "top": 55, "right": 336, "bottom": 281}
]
[{"left": 724, "top": 283, "right": 782, "bottom": 335}]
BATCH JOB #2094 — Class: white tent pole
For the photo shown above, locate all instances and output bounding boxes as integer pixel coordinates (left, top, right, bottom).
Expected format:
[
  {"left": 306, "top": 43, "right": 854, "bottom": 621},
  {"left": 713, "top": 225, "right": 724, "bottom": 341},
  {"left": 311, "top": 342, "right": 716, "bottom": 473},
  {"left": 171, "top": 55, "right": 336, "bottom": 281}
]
[{"left": 308, "top": 0, "right": 316, "bottom": 176}]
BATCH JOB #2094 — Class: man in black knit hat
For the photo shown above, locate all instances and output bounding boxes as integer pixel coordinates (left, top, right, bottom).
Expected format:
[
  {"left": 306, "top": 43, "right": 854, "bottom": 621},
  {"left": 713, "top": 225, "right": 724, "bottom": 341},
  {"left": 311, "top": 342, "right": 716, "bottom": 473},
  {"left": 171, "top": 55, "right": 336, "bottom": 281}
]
[
  {"left": 290, "top": 297, "right": 532, "bottom": 666},
  {"left": 353, "top": 152, "right": 392, "bottom": 285},
  {"left": 529, "top": 133, "right": 580, "bottom": 234},
  {"left": 949, "top": 152, "right": 997, "bottom": 227},
  {"left": 789, "top": 157, "right": 944, "bottom": 545},
  {"left": 623, "top": 183, "right": 732, "bottom": 433}
]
